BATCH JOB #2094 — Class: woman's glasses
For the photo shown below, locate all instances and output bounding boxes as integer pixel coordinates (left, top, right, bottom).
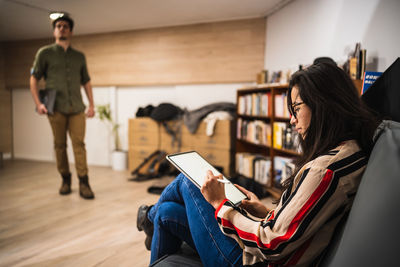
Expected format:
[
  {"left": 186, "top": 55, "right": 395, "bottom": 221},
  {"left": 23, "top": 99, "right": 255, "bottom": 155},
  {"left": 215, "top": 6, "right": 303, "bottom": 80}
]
[{"left": 290, "top": 102, "right": 304, "bottom": 119}]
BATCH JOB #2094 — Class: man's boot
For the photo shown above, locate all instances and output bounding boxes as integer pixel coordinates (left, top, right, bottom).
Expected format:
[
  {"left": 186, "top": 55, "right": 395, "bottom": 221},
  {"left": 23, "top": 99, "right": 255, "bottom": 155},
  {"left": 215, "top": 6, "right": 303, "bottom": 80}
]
[
  {"left": 78, "top": 175, "right": 95, "bottom": 199},
  {"left": 59, "top": 173, "right": 71, "bottom": 195}
]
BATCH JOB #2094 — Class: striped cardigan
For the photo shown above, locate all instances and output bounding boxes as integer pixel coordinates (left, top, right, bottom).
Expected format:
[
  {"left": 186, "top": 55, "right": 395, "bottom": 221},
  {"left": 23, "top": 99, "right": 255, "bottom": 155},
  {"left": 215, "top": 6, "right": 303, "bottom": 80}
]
[{"left": 215, "top": 140, "right": 367, "bottom": 266}]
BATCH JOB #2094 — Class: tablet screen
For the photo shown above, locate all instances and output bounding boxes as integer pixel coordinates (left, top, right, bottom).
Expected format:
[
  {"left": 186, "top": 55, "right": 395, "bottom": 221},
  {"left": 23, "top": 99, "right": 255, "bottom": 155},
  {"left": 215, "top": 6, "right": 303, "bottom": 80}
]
[{"left": 167, "top": 151, "right": 247, "bottom": 206}]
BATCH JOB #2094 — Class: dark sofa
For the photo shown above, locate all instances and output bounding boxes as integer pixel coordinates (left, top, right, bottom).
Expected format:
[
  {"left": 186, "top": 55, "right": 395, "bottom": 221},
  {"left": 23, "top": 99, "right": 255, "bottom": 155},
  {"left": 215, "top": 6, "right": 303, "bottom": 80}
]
[
  {"left": 151, "top": 120, "right": 400, "bottom": 267},
  {"left": 320, "top": 120, "right": 400, "bottom": 266}
]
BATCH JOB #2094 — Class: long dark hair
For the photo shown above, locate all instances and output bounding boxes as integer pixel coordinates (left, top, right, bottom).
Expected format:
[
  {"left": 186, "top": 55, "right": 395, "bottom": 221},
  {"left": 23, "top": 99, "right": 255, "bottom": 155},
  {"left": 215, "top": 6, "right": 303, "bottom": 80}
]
[{"left": 284, "top": 63, "right": 379, "bottom": 189}]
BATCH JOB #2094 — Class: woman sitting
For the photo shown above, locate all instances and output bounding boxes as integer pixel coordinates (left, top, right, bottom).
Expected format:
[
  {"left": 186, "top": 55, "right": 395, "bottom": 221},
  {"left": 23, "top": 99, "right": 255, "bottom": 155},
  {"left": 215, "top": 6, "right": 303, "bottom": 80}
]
[{"left": 137, "top": 62, "right": 379, "bottom": 266}]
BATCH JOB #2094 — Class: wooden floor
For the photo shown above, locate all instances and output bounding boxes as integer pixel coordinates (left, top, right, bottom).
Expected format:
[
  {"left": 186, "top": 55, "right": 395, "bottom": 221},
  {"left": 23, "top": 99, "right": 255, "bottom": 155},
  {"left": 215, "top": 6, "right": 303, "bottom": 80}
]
[
  {"left": 0, "top": 160, "right": 166, "bottom": 267},
  {"left": 0, "top": 160, "right": 275, "bottom": 267}
]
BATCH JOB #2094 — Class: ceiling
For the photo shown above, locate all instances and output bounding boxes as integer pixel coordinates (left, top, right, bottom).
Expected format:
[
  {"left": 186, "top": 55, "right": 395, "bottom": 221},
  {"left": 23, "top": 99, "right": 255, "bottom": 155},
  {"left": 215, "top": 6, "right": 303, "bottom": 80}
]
[{"left": 0, "top": 0, "right": 293, "bottom": 42}]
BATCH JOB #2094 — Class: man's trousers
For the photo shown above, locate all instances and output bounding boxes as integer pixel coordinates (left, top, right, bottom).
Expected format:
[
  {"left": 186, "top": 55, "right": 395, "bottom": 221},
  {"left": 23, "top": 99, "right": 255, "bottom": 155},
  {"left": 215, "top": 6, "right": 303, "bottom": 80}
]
[{"left": 48, "top": 111, "right": 88, "bottom": 177}]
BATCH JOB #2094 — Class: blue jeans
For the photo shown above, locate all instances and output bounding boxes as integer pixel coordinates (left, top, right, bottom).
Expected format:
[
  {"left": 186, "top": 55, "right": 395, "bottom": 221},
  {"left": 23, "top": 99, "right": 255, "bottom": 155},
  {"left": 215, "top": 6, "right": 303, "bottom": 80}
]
[{"left": 148, "top": 173, "right": 243, "bottom": 266}]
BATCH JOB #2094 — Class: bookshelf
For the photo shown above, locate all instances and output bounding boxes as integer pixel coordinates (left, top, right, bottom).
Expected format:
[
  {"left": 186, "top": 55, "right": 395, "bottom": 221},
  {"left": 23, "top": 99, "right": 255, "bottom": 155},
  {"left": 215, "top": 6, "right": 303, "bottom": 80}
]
[
  {"left": 235, "top": 83, "right": 300, "bottom": 199},
  {"left": 235, "top": 80, "right": 363, "bottom": 199}
]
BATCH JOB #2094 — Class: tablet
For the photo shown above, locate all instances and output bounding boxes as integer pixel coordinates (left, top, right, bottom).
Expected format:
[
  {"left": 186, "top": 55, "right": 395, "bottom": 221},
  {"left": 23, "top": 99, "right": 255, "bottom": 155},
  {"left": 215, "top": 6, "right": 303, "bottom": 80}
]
[{"left": 166, "top": 151, "right": 248, "bottom": 206}]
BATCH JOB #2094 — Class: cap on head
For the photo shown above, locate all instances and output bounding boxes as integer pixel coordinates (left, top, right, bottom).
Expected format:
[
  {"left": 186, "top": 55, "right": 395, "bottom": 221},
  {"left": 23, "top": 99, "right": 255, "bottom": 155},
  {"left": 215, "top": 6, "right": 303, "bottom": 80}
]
[{"left": 52, "top": 14, "right": 74, "bottom": 30}]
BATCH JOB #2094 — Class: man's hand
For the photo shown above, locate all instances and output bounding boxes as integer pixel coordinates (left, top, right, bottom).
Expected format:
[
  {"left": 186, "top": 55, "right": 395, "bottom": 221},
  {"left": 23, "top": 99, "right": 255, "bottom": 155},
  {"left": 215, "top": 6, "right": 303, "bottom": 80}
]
[
  {"left": 86, "top": 105, "right": 95, "bottom": 118},
  {"left": 37, "top": 103, "right": 48, "bottom": 115},
  {"left": 30, "top": 75, "right": 47, "bottom": 115},
  {"left": 235, "top": 184, "right": 269, "bottom": 218},
  {"left": 83, "top": 81, "right": 95, "bottom": 118},
  {"left": 201, "top": 170, "right": 226, "bottom": 209}
]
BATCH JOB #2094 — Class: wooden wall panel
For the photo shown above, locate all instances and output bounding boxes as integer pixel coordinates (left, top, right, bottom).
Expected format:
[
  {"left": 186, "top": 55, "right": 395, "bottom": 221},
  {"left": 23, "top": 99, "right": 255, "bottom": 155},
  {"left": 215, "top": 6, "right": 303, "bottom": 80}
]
[
  {"left": 3, "top": 18, "right": 265, "bottom": 87},
  {"left": 0, "top": 44, "right": 12, "bottom": 154}
]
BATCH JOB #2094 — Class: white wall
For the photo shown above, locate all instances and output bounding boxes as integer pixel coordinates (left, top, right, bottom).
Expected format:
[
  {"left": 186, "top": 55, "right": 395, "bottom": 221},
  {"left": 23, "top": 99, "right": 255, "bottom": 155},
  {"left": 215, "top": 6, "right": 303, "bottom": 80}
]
[
  {"left": 12, "top": 83, "right": 246, "bottom": 166},
  {"left": 13, "top": 0, "right": 400, "bottom": 167},
  {"left": 13, "top": 89, "right": 54, "bottom": 161},
  {"left": 265, "top": 0, "right": 400, "bottom": 73},
  {"left": 13, "top": 87, "right": 112, "bottom": 166}
]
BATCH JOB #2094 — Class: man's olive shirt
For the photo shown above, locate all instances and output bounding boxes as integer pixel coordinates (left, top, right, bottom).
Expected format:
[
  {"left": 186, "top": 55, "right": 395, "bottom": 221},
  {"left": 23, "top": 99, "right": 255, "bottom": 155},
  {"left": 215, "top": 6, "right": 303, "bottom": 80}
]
[{"left": 31, "top": 44, "right": 90, "bottom": 114}]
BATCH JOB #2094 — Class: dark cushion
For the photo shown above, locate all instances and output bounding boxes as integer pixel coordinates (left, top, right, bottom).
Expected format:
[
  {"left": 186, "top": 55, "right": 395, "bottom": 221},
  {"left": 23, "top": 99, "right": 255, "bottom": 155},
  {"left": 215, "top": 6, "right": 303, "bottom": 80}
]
[
  {"left": 150, "top": 254, "right": 203, "bottom": 267},
  {"left": 150, "top": 242, "right": 202, "bottom": 267},
  {"left": 362, "top": 58, "right": 400, "bottom": 122},
  {"left": 321, "top": 120, "right": 400, "bottom": 266}
]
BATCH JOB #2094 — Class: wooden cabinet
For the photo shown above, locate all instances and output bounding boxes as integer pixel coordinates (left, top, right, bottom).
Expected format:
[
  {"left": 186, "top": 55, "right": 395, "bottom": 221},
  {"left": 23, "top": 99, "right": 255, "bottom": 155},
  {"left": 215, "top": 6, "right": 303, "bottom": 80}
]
[
  {"left": 128, "top": 118, "right": 160, "bottom": 171},
  {"left": 235, "top": 84, "right": 300, "bottom": 198},
  {"left": 180, "top": 120, "right": 235, "bottom": 175},
  {"left": 128, "top": 117, "right": 235, "bottom": 175}
]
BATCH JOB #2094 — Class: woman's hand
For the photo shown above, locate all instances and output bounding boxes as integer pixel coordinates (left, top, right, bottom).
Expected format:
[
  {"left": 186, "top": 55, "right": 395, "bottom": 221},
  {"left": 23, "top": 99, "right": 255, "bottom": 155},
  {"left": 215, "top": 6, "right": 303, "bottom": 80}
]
[
  {"left": 235, "top": 184, "right": 269, "bottom": 218},
  {"left": 201, "top": 170, "right": 226, "bottom": 210}
]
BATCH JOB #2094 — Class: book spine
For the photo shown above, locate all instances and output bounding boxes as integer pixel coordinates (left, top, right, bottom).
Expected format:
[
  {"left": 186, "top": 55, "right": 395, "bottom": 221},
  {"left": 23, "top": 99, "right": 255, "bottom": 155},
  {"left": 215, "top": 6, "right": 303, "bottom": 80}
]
[{"left": 349, "top": 57, "right": 357, "bottom": 80}]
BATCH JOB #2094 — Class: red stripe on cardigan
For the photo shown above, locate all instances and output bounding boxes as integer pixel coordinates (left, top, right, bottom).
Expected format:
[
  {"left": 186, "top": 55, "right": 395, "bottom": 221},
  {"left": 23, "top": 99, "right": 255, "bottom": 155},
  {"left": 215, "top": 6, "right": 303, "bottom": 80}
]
[
  {"left": 267, "top": 210, "right": 275, "bottom": 221},
  {"left": 219, "top": 169, "right": 334, "bottom": 250},
  {"left": 215, "top": 199, "right": 229, "bottom": 219}
]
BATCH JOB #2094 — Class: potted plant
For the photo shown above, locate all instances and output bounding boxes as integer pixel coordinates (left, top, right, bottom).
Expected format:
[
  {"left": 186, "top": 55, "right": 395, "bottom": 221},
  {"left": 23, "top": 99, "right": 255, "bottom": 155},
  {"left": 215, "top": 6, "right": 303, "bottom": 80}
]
[{"left": 96, "top": 104, "right": 127, "bottom": 170}]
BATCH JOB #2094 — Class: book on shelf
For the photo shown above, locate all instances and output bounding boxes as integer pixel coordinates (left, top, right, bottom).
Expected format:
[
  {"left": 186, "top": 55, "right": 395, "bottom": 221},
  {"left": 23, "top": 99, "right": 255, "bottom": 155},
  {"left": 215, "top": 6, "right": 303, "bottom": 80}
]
[
  {"left": 274, "top": 93, "right": 290, "bottom": 118},
  {"left": 239, "top": 91, "right": 293, "bottom": 118},
  {"left": 236, "top": 152, "right": 271, "bottom": 185},
  {"left": 273, "top": 122, "right": 301, "bottom": 152},
  {"left": 236, "top": 153, "right": 257, "bottom": 178},
  {"left": 349, "top": 43, "right": 366, "bottom": 80},
  {"left": 237, "top": 119, "right": 271, "bottom": 146},
  {"left": 359, "top": 49, "right": 366, "bottom": 80},
  {"left": 274, "top": 156, "right": 295, "bottom": 186},
  {"left": 235, "top": 147, "right": 297, "bottom": 188},
  {"left": 254, "top": 157, "right": 271, "bottom": 185},
  {"left": 270, "top": 71, "right": 282, "bottom": 83},
  {"left": 238, "top": 94, "right": 253, "bottom": 116},
  {"left": 251, "top": 94, "right": 258, "bottom": 116},
  {"left": 349, "top": 57, "right": 358, "bottom": 79},
  {"left": 354, "top": 43, "right": 361, "bottom": 79},
  {"left": 256, "top": 70, "right": 269, "bottom": 84},
  {"left": 361, "top": 71, "right": 382, "bottom": 94},
  {"left": 261, "top": 93, "right": 270, "bottom": 116},
  {"left": 273, "top": 122, "right": 285, "bottom": 149}
]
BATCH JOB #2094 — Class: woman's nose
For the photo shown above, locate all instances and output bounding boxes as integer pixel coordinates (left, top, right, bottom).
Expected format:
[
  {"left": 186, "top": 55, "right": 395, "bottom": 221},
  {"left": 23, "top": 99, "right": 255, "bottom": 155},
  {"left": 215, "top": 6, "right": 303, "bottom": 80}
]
[{"left": 290, "top": 114, "right": 297, "bottom": 125}]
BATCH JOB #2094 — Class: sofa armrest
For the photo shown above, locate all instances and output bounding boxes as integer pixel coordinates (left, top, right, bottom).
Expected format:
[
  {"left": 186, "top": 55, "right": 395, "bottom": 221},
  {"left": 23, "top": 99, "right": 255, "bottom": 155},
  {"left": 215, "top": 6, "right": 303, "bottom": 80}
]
[{"left": 321, "top": 120, "right": 400, "bottom": 266}]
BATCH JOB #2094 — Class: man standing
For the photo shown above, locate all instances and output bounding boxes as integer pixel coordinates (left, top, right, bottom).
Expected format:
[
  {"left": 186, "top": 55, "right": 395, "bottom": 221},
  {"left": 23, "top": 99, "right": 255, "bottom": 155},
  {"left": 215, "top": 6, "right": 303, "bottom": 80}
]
[{"left": 30, "top": 15, "right": 95, "bottom": 199}]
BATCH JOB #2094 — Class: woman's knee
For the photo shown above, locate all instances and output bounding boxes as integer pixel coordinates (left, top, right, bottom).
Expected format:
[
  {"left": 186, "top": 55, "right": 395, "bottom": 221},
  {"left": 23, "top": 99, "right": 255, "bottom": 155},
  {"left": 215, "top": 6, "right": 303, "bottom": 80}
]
[
  {"left": 157, "top": 202, "right": 177, "bottom": 215},
  {"left": 155, "top": 202, "right": 186, "bottom": 226},
  {"left": 157, "top": 202, "right": 182, "bottom": 218}
]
